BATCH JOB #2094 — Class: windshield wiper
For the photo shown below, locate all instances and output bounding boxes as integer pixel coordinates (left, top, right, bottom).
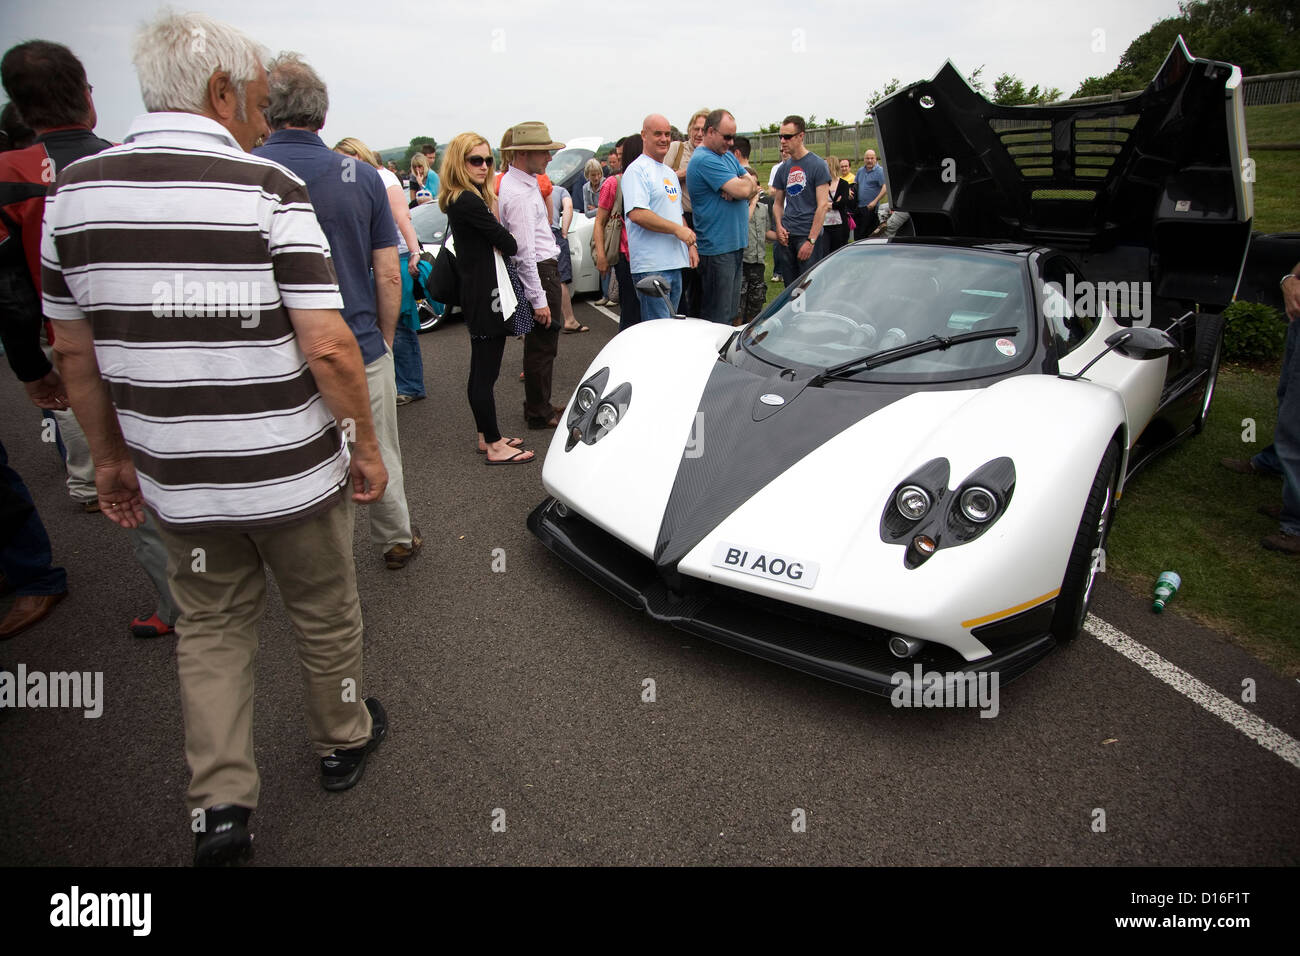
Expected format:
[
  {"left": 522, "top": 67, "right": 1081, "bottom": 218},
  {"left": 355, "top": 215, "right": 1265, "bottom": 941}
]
[{"left": 813, "top": 327, "right": 1020, "bottom": 382}]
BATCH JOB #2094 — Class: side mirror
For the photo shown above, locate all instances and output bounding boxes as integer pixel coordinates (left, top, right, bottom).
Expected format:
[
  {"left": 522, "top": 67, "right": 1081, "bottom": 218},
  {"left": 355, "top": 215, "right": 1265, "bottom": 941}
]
[
  {"left": 1106, "top": 327, "right": 1181, "bottom": 360},
  {"left": 635, "top": 276, "right": 672, "bottom": 300}
]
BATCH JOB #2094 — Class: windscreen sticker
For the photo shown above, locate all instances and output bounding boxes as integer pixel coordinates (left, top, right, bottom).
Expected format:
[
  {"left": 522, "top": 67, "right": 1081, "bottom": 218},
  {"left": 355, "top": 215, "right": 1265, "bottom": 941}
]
[{"left": 995, "top": 337, "right": 1017, "bottom": 356}]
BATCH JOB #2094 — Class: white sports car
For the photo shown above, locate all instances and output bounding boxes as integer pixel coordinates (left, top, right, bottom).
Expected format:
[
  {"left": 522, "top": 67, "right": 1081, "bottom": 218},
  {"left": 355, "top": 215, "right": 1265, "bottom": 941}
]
[{"left": 527, "top": 41, "right": 1250, "bottom": 695}]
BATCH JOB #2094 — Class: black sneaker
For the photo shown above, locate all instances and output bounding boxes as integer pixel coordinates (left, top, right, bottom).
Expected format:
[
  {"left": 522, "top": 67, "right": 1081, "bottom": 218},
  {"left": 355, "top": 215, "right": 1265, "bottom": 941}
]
[
  {"left": 193, "top": 804, "right": 253, "bottom": 867},
  {"left": 320, "top": 697, "right": 388, "bottom": 792}
]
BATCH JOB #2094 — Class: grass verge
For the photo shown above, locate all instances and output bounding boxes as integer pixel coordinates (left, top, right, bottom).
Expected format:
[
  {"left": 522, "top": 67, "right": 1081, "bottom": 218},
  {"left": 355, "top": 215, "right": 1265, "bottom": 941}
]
[{"left": 1106, "top": 362, "right": 1299, "bottom": 674}]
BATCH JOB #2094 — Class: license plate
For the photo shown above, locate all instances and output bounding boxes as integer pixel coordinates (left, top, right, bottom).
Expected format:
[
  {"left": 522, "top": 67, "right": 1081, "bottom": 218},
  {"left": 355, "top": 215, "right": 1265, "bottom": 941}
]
[{"left": 711, "top": 541, "right": 819, "bottom": 590}]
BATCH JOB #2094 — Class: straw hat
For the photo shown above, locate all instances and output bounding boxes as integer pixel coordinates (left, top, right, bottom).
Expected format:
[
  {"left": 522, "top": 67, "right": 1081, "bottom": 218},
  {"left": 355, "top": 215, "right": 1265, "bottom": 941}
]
[{"left": 501, "top": 121, "right": 565, "bottom": 152}]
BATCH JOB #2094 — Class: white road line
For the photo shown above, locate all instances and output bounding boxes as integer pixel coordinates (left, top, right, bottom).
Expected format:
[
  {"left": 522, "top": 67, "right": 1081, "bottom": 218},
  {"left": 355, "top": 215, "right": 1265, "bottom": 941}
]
[
  {"left": 1085, "top": 613, "right": 1300, "bottom": 770},
  {"left": 589, "top": 303, "right": 620, "bottom": 324}
]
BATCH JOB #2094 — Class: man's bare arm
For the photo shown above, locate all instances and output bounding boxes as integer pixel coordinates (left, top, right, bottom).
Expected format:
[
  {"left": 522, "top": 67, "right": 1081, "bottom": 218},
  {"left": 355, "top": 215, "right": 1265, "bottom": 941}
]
[
  {"left": 287, "top": 307, "right": 387, "bottom": 503},
  {"left": 52, "top": 319, "right": 128, "bottom": 469},
  {"left": 720, "top": 172, "right": 758, "bottom": 200},
  {"left": 372, "top": 245, "right": 401, "bottom": 347},
  {"left": 772, "top": 187, "right": 787, "bottom": 243},
  {"left": 808, "top": 182, "right": 831, "bottom": 244},
  {"left": 627, "top": 207, "right": 695, "bottom": 245}
]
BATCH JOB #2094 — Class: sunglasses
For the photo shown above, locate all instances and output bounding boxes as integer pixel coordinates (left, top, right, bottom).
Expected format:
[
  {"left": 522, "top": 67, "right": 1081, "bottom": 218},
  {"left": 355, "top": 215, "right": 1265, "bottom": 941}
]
[
  {"left": 721, "top": 134, "right": 735, "bottom": 142},
  {"left": 466, "top": 155, "right": 492, "bottom": 167},
  {"left": 779, "top": 132, "right": 800, "bottom": 140}
]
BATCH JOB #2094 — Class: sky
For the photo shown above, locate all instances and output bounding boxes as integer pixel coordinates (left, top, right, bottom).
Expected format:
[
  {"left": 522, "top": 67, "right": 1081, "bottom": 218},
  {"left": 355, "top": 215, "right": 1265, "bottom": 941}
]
[{"left": 2, "top": 0, "right": 1188, "bottom": 150}]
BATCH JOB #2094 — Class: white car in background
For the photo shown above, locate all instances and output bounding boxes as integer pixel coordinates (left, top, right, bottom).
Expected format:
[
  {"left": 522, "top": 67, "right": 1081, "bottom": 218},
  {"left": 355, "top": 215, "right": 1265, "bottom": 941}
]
[{"left": 546, "top": 137, "right": 602, "bottom": 297}]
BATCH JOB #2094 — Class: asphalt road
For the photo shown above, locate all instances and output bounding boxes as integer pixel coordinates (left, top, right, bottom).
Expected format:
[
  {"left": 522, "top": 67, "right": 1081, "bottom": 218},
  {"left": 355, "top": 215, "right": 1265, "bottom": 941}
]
[{"left": 2, "top": 300, "right": 1297, "bottom": 866}]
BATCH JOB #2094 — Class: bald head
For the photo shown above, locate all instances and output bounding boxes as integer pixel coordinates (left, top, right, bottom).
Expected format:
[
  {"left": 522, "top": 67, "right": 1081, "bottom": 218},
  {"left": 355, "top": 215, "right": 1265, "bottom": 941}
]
[{"left": 642, "top": 113, "right": 671, "bottom": 162}]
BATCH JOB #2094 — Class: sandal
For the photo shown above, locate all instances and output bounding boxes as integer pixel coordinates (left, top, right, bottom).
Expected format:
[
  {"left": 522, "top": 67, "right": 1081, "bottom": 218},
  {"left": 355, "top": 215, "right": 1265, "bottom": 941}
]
[
  {"left": 477, "top": 437, "right": 524, "bottom": 454},
  {"left": 485, "top": 449, "right": 535, "bottom": 466}
]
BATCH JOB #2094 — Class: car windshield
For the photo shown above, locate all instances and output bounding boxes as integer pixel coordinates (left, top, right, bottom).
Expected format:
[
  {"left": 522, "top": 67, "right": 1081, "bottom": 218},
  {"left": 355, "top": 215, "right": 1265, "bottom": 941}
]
[
  {"left": 546, "top": 147, "right": 593, "bottom": 187},
  {"left": 410, "top": 202, "right": 449, "bottom": 245},
  {"left": 741, "top": 244, "right": 1034, "bottom": 381}
]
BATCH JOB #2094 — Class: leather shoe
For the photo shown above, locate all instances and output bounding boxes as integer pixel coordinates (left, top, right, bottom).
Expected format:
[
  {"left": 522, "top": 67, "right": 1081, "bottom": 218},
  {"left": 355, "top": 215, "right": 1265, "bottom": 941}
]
[
  {"left": 1220, "top": 457, "right": 1278, "bottom": 476},
  {"left": 0, "top": 592, "right": 67, "bottom": 640},
  {"left": 193, "top": 804, "right": 253, "bottom": 866},
  {"left": 1261, "top": 532, "right": 1300, "bottom": 555},
  {"left": 321, "top": 697, "right": 388, "bottom": 791},
  {"left": 383, "top": 526, "right": 422, "bottom": 570},
  {"left": 527, "top": 411, "right": 561, "bottom": 429}
]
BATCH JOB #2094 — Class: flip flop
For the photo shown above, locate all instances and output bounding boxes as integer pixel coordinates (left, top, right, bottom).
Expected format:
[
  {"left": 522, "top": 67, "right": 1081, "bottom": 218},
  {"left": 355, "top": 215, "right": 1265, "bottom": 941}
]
[
  {"left": 485, "top": 450, "right": 535, "bottom": 466},
  {"left": 477, "top": 437, "right": 524, "bottom": 454},
  {"left": 563, "top": 324, "right": 591, "bottom": 334}
]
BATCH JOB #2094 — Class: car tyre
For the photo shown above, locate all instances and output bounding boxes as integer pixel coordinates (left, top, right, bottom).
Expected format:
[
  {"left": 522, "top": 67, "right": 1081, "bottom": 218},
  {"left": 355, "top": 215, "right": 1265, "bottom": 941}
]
[
  {"left": 417, "top": 300, "right": 442, "bottom": 333},
  {"left": 1191, "top": 313, "right": 1225, "bottom": 434},
  {"left": 1051, "top": 440, "right": 1121, "bottom": 642}
]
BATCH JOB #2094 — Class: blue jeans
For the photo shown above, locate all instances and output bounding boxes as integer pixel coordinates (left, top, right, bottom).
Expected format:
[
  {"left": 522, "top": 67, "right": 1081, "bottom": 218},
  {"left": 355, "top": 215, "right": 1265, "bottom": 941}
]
[
  {"left": 1273, "top": 318, "right": 1300, "bottom": 534},
  {"left": 1252, "top": 318, "right": 1297, "bottom": 476},
  {"left": 392, "top": 324, "right": 426, "bottom": 399},
  {"left": 697, "top": 249, "right": 743, "bottom": 323},
  {"left": 0, "top": 440, "right": 67, "bottom": 596},
  {"left": 781, "top": 233, "right": 827, "bottom": 287},
  {"left": 632, "top": 269, "right": 682, "bottom": 320}
]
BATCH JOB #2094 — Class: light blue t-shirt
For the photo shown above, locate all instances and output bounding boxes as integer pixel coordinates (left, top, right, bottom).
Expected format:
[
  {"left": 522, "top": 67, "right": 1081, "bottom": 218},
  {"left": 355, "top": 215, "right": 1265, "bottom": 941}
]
[
  {"left": 686, "top": 147, "right": 749, "bottom": 256},
  {"left": 622, "top": 154, "right": 690, "bottom": 274}
]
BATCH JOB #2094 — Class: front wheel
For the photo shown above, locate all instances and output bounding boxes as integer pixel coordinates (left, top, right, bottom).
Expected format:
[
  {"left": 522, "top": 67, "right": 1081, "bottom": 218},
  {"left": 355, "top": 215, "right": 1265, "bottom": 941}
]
[{"left": 1051, "top": 440, "right": 1121, "bottom": 642}]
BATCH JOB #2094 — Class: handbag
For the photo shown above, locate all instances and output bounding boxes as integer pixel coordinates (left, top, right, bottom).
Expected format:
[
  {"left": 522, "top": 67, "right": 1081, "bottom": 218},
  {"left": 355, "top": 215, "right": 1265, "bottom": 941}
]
[
  {"left": 590, "top": 176, "right": 623, "bottom": 268},
  {"left": 502, "top": 257, "right": 535, "bottom": 336},
  {"left": 426, "top": 231, "right": 460, "bottom": 306}
]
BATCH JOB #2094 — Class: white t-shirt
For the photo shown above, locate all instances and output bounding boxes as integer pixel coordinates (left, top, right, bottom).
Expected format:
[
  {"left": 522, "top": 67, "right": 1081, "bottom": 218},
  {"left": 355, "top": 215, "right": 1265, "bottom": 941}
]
[
  {"left": 621, "top": 154, "right": 689, "bottom": 274},
  {"left": 376, "top": 166, "right": 408, "bottom": 254}
]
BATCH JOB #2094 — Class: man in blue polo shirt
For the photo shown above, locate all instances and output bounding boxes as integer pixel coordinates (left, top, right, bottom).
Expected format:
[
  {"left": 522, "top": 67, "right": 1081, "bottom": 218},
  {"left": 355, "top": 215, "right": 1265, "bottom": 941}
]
[
  {"left": 686, "top": 109, "right": 757, "bottom": 323},
  {"left": 255, "top": 53, "right": 422, "bottom": 571},
  {"left": 854, "top": 149, "right": 887, "bottom": 241}
]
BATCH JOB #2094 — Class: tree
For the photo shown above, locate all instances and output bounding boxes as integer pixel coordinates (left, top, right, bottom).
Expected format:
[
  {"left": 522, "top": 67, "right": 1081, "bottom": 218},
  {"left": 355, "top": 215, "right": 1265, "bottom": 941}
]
[
  {"left": 991, "top": 73, "right": 1064, "bottom": 105},
  {"left": 865, "top": 78, "right": 900, "bottom": 116},
  {"left": 1073, "top": 0, "right": 1298, "bottom": 97}
]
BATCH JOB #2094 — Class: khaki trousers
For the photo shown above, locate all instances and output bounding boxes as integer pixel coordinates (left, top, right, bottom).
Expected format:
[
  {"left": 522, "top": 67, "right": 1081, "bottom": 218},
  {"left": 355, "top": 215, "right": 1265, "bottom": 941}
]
[
  {"left": 157, "top": 496, "right": 373, "bottom": 810},
  {"left": 364, "top": 349, "right": 413, "bottom": 549}
]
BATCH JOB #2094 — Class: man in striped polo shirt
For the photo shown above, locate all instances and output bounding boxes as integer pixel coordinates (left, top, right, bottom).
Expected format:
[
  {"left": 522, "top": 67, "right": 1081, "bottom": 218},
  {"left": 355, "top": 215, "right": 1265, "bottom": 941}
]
[{"left": 41, "top": 11, "right": 390, "bottom": 866}]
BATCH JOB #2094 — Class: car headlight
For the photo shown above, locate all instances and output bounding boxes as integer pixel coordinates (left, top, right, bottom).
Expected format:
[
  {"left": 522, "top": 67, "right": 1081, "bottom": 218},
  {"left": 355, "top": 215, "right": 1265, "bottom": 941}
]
[
  {"left": 895, "top": 485, "right": 931, "bottom": 521},
  {"left": 959, "top": 486, "right": 997, "bottom": 523},
  {"left": 576, "top": 385, "right": 597, "bottom": 412},
  {"left": 595, "top": 403, "right": 619, "bottom": 429}
]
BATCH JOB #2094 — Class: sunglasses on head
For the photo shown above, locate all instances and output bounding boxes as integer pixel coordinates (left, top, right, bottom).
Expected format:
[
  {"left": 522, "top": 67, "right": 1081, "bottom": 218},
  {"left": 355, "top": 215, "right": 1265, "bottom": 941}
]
[{"left": 466, "top": 155, "right": 491, "bottom": 167}]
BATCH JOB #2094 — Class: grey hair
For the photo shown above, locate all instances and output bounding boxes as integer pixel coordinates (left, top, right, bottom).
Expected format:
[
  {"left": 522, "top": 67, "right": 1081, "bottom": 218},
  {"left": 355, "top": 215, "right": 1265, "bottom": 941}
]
[
  {"left": 132, "top": 10, "right": 267, "bottom": 119},
  {"left": 265, "top": 52, "right": 327, "bottom": 130},
  {"left": 583, "top": 157, "right": 602, "bottom": 180}
]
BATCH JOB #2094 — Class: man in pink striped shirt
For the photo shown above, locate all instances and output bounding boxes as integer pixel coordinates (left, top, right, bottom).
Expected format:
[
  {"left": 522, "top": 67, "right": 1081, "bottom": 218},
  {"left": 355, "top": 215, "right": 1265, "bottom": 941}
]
[{"left": 498, "top": 121, "right": 565, "bottom": 430}]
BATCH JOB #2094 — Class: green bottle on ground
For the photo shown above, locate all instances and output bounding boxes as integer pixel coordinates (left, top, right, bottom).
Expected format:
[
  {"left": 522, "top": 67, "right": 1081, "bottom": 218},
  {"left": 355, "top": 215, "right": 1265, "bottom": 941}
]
[{"left": 1152, "top": 571, "right": 1181, "bottom": 612}]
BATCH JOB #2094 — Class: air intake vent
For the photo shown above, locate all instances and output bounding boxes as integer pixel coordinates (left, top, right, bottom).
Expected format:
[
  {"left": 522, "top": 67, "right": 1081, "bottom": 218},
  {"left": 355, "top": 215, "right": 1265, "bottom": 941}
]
[{"left": 989, "top": 114, "right": 1137, "bottom": 182}]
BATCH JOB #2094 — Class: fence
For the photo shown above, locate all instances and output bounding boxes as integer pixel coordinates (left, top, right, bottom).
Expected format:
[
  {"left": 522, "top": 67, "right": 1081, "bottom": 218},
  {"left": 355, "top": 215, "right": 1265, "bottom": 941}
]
[{"left": 741, "top": 70, "right": 1300, "bottom": 167}]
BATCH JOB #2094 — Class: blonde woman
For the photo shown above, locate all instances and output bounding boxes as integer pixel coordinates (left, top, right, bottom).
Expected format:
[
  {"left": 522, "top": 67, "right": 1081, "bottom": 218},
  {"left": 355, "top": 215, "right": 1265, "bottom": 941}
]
[
  {"left": 409, "top": 152, "right": 434, "bottom": 207},
  {"left": 824, "top": 153, "right": 852, "bottom": 252},
  {"left": 440, "top": 132, "right": 532, "bottom": 464},
  {"left": 334, "top": 137, "right": 426, "bottom": 403}
]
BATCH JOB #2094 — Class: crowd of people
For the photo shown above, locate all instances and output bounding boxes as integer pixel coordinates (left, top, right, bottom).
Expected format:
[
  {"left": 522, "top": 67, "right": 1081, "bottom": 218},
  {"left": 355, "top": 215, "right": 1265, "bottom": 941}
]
[{"left": 1, "top": 8, "right": 1295, "bottom": 869}]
